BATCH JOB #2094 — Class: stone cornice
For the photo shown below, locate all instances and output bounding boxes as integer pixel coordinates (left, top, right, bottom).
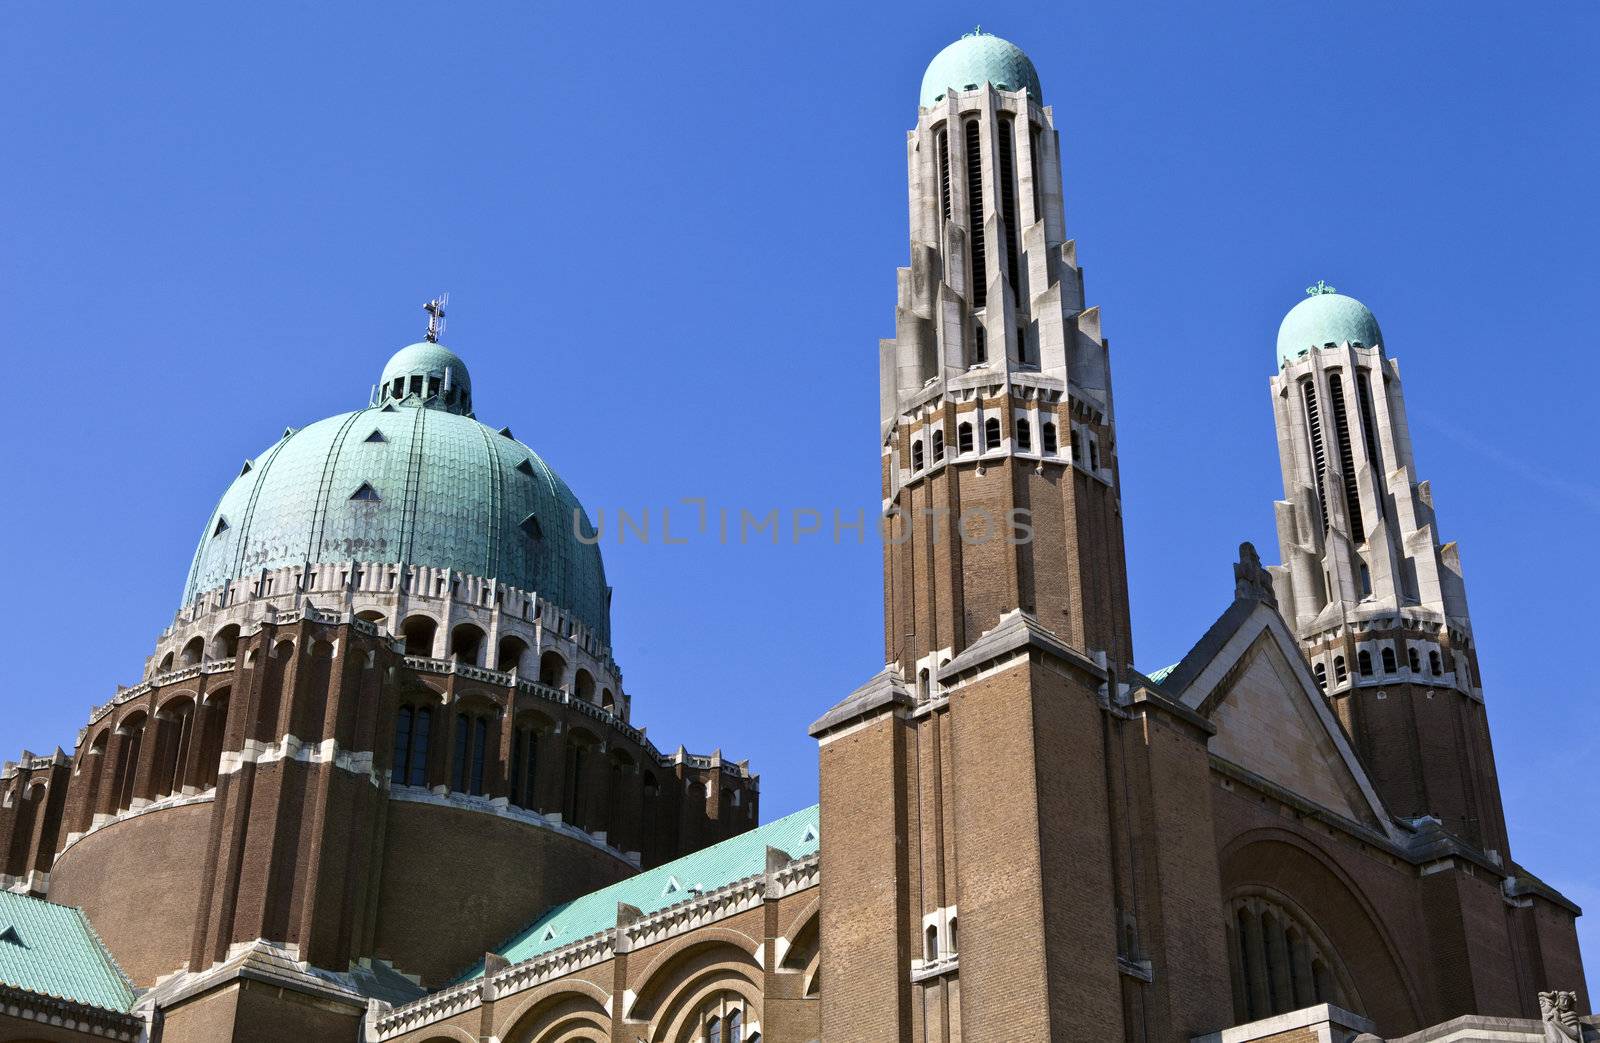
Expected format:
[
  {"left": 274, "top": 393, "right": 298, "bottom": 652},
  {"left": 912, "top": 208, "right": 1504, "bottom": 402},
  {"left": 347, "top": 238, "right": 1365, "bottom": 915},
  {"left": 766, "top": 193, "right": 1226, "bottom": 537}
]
[{"left": 0, "top": 980, "right": 144, "bottom": 1040}]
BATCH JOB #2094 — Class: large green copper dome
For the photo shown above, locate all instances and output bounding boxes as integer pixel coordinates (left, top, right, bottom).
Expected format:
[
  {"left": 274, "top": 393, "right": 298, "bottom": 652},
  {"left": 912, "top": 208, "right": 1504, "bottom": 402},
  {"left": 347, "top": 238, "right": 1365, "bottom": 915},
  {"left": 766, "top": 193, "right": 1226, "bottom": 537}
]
[
  {"left": 1277, "top": 289, "right": 1383, "bottom": 365},
  {"left": 920, "top": 31, "right": 1042, "bottom": 108},
  {"left": 182, "top": 342, "right": 610, "bottom": 642}
]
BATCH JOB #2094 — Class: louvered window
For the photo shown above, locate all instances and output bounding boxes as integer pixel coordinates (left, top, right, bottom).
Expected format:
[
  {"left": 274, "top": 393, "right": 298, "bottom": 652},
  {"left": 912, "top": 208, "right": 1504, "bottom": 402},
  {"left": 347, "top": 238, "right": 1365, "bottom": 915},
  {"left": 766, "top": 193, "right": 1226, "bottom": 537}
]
[
  {"left": 1016, "top": 419, "right": 1032, "bottom": 451},
  {"left": 1301, "top": 381, "right": 1331, "bottom": 534},
  {"left": 936, "top": 127, "right": 951, "bottom": 221},
  {"left": 1327, "top": 373, "right": 1365, "bottom": 542},
  {"left": 965, "top": 119, "right": 986, "bottom": 308},
  {"left": 932, "top": 430, "right": 945, "bottom": 462},
  {"left": 984, "top": 417, "right": 1001, "bottom": 450},
  {"left": 998, "top": 115, "right": 1021, "bottom": 303},
  {"left": 958, "top": 422, "right": 974, "bottom": 454},
  {"left": 911, "top": 439, "right": 924, "bottom": 471},
  {"left": 1042, "top": 421, "right": 1058, "bottom": 454}
]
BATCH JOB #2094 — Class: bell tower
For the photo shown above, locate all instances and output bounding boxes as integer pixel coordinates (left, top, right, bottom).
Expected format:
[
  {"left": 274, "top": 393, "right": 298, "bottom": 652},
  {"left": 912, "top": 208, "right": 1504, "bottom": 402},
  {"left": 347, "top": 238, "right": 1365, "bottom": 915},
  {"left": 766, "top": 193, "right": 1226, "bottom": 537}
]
[
  {"left": 876, "top": 30, "right": 1132, "bottom": 689},
  {"left": 812, "top": 33, "right": 1230, "bottom": 1043},
  {"left": 1268, "top": 284, "right": 1509, "bottom": 858}
]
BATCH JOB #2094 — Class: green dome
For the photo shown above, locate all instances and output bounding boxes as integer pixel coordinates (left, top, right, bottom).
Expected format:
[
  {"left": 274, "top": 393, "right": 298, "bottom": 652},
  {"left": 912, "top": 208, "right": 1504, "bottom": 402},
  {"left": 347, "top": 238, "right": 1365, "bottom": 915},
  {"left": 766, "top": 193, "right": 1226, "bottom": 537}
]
[
  {"left": 1277, "top": 290, "right": 1383, "bottom": 364},
  {"left": 182, "top": 348, "right": 610, "bottom": 643},
  {"left": 920, "top": 32, "right": 1042, "bottom": 108}
]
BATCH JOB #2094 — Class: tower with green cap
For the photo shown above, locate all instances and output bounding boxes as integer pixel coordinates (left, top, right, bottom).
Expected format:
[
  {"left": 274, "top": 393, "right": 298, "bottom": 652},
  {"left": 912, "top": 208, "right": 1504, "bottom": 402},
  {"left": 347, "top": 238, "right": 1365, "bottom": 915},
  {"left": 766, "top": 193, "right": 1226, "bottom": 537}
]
[{"left": 1267, "top": 285, "right": 1509, "bottom": 857}]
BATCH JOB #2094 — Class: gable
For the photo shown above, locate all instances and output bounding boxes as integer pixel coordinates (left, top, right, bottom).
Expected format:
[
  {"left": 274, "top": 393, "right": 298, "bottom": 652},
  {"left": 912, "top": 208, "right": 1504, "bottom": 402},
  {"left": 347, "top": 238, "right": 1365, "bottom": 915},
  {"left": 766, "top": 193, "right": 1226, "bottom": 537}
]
[
  {"left": 1161, "top": 598, "right": 1396, "bottom": 840},
  {"left": 1207, "top": 634, "right": 1376, "bottom": 826}
]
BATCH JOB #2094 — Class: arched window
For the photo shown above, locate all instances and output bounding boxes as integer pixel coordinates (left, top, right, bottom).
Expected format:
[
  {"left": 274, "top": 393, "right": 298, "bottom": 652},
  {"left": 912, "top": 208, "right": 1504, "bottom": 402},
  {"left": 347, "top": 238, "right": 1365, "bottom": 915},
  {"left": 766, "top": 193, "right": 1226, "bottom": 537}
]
[
  {"left": 158, "top": 651, "right": 175, "bottom": 674},
  {"left": 495, "top": 635, "right": 529, "bottom": 673},
  {"left": 1333, "top": 656, "right": 1347, "bottom": 683},
  {"left": 563, "top": 737, "right": 591, "bottom": 826},
  {"left": 695, "top": 995, "right": 753, "bottom": 1043},
  {"left": 911, "top": 439, "right": 924, "bottom": 471},
  {"left": 1357, "top": 650, "right": 1373, "bottom": 676},
  {"left": 1429, "top": 650, "right": 1442, "bottom": 676},
  {"left": 391, "top": 705, "right": 432, "bottom": 788},
  {"left": 931, "top": 429, "right": 944, "bottom": 463},
  {"left": 1016, "top": 419, "right": 1032, "bottom": 451},
  {"left": 1088, "top": 438, "right": 1100, "bottom": 471},
  {"left": 974, "top": 326, "right": 988, "bottom": 365},
  {"left": 957, "top": 422, "right": 974, "bottom": 454},
  {"left": 984, "top": 417, "right": 1001, "bottom": 451},
  {"left": 113, "top": 714, "right": 148, "bottom": 811},
  {"left": 210, "top": 624, "right": 240, "bottom": 660},
  {"left": 1227, "top": 895, "right": 1352, "bottom": 1024},
  {"left": 1042, "top": 421, "right": 1058, "bottom": 454},
  {"left": 601, "top": 688, "right": 616, "bottom": 714},
  {"left": 509, "top": 721, "right": 541, "bottom": 810},
  {"left": 180, "top": 636, "right": 205, "bottom": 667},
  {"left": 401, "top": 615, "right": 437, "bottom": 657},
  {"left": 449, "top": 624, "right": 485, "bottom": 667},
  {"left": 949, "top": 915, "right": 958, "bottom": 953},
  {"left": 1312, "top": 662, "right": 1327, "bottom": 693},
  {"left": 153, "top": 698, "right": 195, "bottom": 799},
  {"left": 917, "top": 668, "right": 930, "bottom": 700},
  {"left": 1407, "top": 646, "right": 1422, "bottom": 673},
  {"left": 1382, "top": 646, "right": 1397, "bottom": 673},
  {"left": 452, "top": 712, "right": 490, "bottom": 795},
  {"left": 538, "top": 650, "right": 567, "bottom": 689},
  {"left": 925, "top": 924, "right": 939, "bottom": 962},
  {"left": 196, "top": 689, "right": 229, "bottom": 790},
  {"left": 573, "top": 669, "right": 596, "bottom": 704},
  {"left": 1358, "top": 562, "right": 1372, "bottom": 598}
]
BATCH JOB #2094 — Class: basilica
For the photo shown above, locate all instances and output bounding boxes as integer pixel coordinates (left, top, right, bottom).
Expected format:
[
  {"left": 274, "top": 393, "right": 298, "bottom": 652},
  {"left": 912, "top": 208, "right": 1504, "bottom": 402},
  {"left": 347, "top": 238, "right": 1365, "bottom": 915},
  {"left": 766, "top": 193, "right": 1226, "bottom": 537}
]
[{"left": 0, "top": 31, "right": 1589, "bottom": 1043}]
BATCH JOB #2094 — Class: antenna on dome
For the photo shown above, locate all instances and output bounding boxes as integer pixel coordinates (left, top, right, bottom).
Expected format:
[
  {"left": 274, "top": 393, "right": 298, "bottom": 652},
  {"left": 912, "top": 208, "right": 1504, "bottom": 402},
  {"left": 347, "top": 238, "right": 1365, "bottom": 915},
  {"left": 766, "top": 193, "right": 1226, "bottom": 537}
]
[{"left": 424, "top": 293, "right": 449, "bottom": 343}]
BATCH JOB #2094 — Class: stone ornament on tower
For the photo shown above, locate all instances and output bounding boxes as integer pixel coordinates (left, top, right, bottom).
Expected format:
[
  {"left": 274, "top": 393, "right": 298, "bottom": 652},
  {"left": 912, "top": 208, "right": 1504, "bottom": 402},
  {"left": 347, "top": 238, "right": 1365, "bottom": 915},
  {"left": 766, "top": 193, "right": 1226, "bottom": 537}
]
[{"left": 1233, "top": 541, "right": 1277, "bottom": 608}]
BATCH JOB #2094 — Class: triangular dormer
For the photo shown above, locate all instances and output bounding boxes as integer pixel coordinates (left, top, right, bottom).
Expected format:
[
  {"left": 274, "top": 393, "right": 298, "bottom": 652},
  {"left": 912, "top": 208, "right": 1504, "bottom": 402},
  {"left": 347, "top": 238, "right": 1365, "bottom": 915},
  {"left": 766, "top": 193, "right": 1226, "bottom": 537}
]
[
  {"left": 238, "top": 459, "right": 254, "bottom": 477},
  {"left": 364, "top": 429, "right": 387, "bottom": 444},
  {"left": 212, "top": 516, "right": 231, "bottom": 537},
  {"left": 515, "top": 458, "right": 536, "bottom": 477},
  {"left": 350, "top": 482, "right": 381, "bottom": 502}
]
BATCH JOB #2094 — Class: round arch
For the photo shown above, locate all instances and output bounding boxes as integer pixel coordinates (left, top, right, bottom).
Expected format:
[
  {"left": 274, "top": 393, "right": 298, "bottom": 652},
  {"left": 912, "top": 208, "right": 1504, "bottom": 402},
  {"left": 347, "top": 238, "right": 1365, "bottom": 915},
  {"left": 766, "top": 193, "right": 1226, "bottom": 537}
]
[
  {"left": 625, "top": 931, "right": 761, "bottom": 1023},
  {"left": 499, "top": 981, "right": 612, "bottom": 1043},
  {"left": 1218, "top": 827, "right": 1425, "bottom": 1031}
]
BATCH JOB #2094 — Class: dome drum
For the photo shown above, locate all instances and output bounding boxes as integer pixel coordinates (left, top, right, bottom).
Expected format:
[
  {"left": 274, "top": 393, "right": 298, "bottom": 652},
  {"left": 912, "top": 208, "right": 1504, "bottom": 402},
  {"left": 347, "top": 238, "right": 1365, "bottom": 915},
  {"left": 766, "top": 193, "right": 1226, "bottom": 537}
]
[{"left": 150, "top": 559, "right": 627, "bottom": 721}]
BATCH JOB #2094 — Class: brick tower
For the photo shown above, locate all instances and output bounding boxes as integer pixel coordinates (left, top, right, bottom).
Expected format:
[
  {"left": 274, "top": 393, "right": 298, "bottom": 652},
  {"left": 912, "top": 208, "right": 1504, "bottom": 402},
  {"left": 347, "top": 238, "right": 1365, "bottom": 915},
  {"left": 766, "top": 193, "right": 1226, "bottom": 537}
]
[
  {"left": 1267, "top": 284, "right": 1509, "bottom": 859},
  {"left": 811, "top": 32, "right": 1232, "bottom": 1042}
]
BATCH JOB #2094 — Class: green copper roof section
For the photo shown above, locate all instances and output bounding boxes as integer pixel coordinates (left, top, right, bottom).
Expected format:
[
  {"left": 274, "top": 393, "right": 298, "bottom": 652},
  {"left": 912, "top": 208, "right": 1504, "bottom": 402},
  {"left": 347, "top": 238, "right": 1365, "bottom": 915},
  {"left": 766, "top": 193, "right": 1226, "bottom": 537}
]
[
  {"left": 381, "top": 342, "right": 473, "bottom": 399},
  {"left": 183, "top": 345, "right": 611, "bottom": 643},
  {"left": 0, "top": 892, "right": 135, "bottom": 1012},
  {"left": 920, "top": 31, "right": 1042, "bottom": 107},
  {"left": 475, "top": 804, "right": 820, "bottom": 975},
  {"left": 1146, "top": 663, "right": 1179, "bottom": 685},
  {"left": 1277, "top": 284, "right": 1383, "bottom": 364}
]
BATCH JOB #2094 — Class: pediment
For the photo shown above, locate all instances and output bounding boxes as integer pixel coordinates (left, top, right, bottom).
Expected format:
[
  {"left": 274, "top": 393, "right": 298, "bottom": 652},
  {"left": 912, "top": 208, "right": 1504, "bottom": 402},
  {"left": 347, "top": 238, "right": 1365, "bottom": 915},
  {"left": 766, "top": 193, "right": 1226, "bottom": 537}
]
[{"left": 1160, "top": 599, "right": 1396, "bottom": 838}]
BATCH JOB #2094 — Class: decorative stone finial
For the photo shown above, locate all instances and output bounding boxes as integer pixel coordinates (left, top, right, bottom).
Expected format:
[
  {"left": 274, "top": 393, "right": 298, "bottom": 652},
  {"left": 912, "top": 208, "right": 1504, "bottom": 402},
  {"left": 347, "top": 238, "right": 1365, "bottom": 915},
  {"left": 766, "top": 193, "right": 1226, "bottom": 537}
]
[
  {"left": 1539, "top": 990, "right": 1581, "bottom": 1042},
  {"left": 423, "top": 293, "right": 449, "bottom": 343},
  {"left": 1233, "top": 541, "right": 1277, "bottom": 607},
  {"left": 1305, "top": 279, "right": 1337, "bottom": 297}
]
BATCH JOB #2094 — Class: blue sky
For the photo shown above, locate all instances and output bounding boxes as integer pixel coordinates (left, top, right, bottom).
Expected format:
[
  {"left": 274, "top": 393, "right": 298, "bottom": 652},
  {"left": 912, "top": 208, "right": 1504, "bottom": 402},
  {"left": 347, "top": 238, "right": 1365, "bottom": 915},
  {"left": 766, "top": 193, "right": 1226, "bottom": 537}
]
[{"left": 3, "top": 3, "right": 1596, "bottom": 971}]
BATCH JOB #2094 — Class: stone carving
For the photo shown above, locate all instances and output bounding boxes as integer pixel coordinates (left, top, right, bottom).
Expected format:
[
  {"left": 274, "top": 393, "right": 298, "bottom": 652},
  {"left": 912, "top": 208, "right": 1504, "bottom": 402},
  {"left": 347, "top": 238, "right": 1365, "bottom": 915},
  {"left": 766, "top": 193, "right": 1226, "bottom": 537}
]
[
  {"left": 1233, "top": 541, "right": 1278, "bottom": 608},
  {"left": 1540, "top": 990, "right": 1581, "bottom": 1042}
]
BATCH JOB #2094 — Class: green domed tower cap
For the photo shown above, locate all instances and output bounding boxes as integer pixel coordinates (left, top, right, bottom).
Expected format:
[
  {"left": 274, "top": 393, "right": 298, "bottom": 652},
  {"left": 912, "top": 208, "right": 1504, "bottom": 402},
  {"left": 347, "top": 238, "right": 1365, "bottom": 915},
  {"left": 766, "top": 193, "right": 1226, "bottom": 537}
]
[
  {"left": 920, "top": 30, "right": 1042, "bottom": 108},
  {"left": 1277, "top": 282, "right": 1383, "bottom": 364}
]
